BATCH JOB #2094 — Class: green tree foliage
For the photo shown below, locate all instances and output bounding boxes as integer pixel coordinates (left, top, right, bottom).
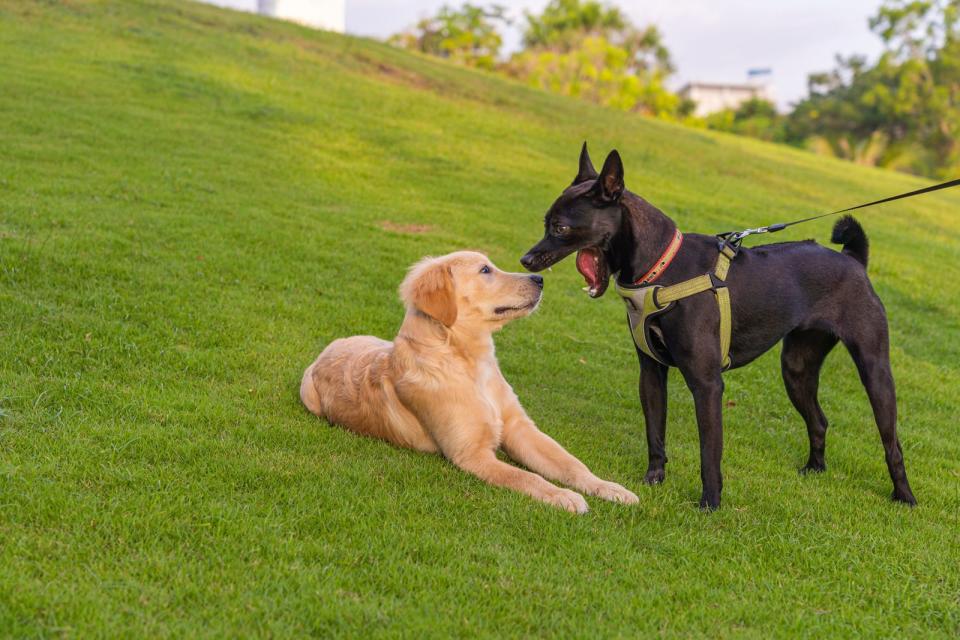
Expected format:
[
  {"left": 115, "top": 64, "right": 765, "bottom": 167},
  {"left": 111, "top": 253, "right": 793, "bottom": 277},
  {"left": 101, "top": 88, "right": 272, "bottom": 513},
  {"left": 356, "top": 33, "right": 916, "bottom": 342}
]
[
  {"left": 521, "top": 0, "right": 628, "bottom": 50},
  {"left": 504, "top": 0, "right": 689, "bottom": 118},
  {"left": 787, "top": 0, "right": 960, "bottom": 177},
  {"left": 705, "top": 98, "right": 786, "bottom": 143},
  {"left": 389, "top": 0, "right": 690, "bottom": 120},
  {"left": 389, "top": 4, "right": 510, "bottom": 70}
]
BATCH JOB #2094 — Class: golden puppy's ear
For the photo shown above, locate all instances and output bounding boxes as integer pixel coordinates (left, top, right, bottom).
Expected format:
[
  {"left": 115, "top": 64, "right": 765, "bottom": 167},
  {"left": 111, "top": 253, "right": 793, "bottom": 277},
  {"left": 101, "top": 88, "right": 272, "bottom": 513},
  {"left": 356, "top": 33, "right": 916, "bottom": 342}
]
[{"left": 400, "top": 259, "right": 458, "bottom": 326}]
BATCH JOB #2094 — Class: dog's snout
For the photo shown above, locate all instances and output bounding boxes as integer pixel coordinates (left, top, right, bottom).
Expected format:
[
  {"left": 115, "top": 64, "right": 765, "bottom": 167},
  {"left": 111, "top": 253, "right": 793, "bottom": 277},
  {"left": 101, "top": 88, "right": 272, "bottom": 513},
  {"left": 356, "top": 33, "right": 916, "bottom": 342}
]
[
  {"left": 520, "top": 253, "right": 536, "bottom": 270},
  {"left": 529, "top": 274, "right": 544, "bottom": 289}
]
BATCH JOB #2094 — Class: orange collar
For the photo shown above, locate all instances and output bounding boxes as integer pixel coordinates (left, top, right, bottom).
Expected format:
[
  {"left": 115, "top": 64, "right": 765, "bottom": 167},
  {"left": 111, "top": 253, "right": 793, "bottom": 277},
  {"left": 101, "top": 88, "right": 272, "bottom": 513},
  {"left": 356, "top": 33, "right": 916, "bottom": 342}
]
[{"left": 634, "top": 228, "right": 683, "bottom": 285}]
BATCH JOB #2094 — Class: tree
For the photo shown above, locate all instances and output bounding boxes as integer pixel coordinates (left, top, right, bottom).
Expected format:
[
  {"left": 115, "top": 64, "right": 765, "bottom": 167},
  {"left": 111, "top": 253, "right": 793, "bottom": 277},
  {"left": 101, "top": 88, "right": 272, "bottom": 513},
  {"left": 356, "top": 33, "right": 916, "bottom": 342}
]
[
  {"left": 521, "top": 0, "right": 627, "bottom": 50},
  {"left": 504, "top": 0, "right": 687, "bottom": 118},
  {"left": 705, "top": 98, "right": 785, "bottom": 143},
  {"left": 388, "top": 0, "right": 690, "bottom": 121},
  {"left": 389, "top": 4, "right": 510, "bottom": 70},
  {"left": 785, "top": 1, "right": 960, "bottom": 177},
  {"left": 518, "top": 0, "right": 673, "bottom": 75}
]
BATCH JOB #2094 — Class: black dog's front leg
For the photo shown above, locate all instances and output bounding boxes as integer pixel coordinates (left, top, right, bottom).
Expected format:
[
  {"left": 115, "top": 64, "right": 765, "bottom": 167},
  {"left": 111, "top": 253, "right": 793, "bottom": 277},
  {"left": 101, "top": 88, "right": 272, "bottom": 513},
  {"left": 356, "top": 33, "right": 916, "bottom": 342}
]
[
  {"left": 638, "top": 352, "right": 669, "bottom": 484},
  {"left": 681, "top": 370, "right": 725, "bottom": 510}
]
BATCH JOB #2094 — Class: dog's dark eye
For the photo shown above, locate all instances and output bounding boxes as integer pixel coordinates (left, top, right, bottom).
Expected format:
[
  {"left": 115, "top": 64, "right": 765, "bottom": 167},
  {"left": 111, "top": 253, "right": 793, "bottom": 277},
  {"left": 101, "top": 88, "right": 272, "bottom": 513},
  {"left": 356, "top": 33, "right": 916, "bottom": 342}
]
[
  {"left": 479, "top": 265, "right": 491, "bottom": 274},
  {"left": 553, "top": 224, "right": 570, "bottom": 235}
]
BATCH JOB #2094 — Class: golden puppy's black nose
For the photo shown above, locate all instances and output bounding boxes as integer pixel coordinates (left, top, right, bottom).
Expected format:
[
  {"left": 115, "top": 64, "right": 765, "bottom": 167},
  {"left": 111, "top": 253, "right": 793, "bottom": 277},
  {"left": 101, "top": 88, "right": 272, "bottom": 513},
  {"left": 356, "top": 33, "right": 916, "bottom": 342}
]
[{"left": 529, "top": 274, "right": 544, "bottom": 289}]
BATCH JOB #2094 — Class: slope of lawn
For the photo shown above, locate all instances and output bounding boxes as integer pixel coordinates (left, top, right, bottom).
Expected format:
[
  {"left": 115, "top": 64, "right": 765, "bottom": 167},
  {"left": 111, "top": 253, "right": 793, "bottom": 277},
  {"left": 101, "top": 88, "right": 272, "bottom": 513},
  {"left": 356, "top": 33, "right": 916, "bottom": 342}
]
[{"left": 1, "top": 1, "right": 958, "bottom": 637}]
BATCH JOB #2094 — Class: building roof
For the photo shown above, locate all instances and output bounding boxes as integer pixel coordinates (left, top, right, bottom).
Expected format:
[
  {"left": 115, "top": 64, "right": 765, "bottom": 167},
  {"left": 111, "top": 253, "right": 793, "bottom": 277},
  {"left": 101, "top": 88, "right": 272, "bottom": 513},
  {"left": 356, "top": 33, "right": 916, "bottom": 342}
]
[{"left": 679, "top": 82, "right": 767, "bottom": 93}]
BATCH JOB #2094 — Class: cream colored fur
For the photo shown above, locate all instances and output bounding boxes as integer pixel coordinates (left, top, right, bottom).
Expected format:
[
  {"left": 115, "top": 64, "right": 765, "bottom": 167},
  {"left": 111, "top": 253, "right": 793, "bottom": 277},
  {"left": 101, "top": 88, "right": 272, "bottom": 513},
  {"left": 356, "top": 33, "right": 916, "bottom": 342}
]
[{"left": 301, "top": 251, "right": 638, "bottom": 513}]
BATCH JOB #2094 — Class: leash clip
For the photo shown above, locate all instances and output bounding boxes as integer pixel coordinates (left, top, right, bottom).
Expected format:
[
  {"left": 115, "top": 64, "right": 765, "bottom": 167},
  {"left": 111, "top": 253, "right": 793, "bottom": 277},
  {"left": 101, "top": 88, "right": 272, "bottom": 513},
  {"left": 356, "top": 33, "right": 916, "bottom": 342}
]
[
  {"left": 732, "top": 226, "right": 768, "bottom": 241},
  {"left": 718, "top": 221, "right": 788, "bottom": 249}
]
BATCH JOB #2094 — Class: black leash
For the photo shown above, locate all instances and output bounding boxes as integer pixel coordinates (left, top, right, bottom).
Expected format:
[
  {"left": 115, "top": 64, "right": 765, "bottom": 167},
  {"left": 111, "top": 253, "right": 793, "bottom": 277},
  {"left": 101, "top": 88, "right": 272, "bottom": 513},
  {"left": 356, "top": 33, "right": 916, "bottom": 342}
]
[{"left": 720, "top": 176, "right": 960, "bottom": 244}]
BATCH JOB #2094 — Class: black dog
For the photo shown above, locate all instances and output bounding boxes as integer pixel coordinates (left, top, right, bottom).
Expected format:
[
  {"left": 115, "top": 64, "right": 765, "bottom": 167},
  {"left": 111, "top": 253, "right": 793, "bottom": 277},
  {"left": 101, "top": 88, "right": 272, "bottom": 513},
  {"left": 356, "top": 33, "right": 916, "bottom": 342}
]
[{"left": 520, "top": 144, "right": 916, "bottom": 509}]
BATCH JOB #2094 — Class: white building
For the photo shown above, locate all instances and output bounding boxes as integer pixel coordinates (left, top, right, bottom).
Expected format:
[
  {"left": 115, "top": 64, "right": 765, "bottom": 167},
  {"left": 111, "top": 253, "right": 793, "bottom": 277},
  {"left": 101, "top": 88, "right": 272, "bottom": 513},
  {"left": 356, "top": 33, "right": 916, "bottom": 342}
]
[
  {"left": 201, "top": 1, "right": 345, "bottom": 33},
  {"left": 257, "top": 0, "right": 344, "bottom": 32},
  {"left": 679, "top": 82, "right": 774, "bottom": 117}
]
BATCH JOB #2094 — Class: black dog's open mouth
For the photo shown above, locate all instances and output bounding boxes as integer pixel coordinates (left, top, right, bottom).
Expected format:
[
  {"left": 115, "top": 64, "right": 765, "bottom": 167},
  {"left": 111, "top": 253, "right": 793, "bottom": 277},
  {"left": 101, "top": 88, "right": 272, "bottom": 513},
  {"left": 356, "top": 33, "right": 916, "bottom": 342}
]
[{"left": 576, "top": 247, "right": 609, "bottom": 298}]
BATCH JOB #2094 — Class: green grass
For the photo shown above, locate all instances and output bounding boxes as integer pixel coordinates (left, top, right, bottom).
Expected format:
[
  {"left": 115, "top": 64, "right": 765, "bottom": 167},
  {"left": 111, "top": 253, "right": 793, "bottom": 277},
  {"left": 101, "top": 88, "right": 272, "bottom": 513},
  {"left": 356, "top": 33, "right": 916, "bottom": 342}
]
[{"left": 1, "top": 0, "right": 959, "bottom": 636}]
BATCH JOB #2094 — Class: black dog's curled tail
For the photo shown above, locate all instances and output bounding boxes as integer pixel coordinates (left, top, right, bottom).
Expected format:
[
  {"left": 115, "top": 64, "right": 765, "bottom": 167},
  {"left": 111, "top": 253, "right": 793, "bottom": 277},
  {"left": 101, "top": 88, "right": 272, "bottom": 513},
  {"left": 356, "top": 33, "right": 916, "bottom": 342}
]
[{"left": 831, "top": 215, "right": 869, "bottom": 267}]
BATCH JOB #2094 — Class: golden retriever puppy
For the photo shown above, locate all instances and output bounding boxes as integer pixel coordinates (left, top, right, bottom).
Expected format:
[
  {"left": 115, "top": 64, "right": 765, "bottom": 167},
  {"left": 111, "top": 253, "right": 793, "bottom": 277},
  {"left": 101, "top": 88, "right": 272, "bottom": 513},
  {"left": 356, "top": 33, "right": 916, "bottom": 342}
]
[{"left": 300, "top": 251, "right": 638, "bottom": 513}]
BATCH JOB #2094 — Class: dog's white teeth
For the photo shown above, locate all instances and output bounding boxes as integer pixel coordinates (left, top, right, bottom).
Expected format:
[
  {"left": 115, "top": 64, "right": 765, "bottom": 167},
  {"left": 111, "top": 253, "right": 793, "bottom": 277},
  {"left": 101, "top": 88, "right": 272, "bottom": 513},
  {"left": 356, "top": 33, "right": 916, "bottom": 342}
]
[
  {"left": 582, "top": 286, "right": 591, "bottom": 293},
  {"left": 589, "top": 287, "right": 598, "bottom": 296}
]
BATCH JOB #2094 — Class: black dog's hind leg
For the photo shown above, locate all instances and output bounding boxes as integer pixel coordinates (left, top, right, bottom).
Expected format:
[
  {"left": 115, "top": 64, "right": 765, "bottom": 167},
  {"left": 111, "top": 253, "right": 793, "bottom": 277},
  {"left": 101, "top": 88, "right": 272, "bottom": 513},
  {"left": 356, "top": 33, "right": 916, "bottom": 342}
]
[
  {"left": 638, "top": 352, "right": 669, "bottom": 484},
  {"left": 781, "top": 329, "right": 838, "bottom": 474},
  {"left": 842, "top": 318, "right": 917, "bottom": 505}
]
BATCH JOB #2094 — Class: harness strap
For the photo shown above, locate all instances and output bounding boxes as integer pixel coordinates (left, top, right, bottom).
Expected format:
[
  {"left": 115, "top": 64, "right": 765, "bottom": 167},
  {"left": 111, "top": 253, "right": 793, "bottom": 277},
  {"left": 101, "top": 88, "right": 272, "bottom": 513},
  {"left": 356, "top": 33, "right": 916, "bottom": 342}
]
[
  {"left": 716, "top": 287, "right": 732, "bottom": 368},
  {"left": 617, "top": 284, "right": 666, "bottom": 363},
  {"left": 617, "top": 242, "right": 734, "bottom": 370},
  {"left": 713, "top": 250, "right": 733, "bottom": 369},
  {"left": 713, "top": 250, "right": 737, "bottom": 369},
  {"left": 714, "top": 244, "right": 736, "bottom": 280},
  {"left": 655, "top": 274, "right": 712, "bottom": 305}
]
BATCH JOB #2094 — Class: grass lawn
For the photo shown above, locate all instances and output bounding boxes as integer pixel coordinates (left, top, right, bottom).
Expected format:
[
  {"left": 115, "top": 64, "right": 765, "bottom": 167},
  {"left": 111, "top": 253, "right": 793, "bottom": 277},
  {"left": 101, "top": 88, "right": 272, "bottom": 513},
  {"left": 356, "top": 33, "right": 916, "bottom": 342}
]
[{"left": 1, "top": 0, "right": 959, "bottom": 636}]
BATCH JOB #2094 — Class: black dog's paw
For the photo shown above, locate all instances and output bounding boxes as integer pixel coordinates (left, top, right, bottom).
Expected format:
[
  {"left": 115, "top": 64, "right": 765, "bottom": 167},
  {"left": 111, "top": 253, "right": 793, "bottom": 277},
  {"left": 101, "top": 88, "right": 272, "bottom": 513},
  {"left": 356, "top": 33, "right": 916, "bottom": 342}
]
[
  {"left": 892, "top": 488, "right": 917, "bottom": 507},
  {"left": 643, "top": 468, "right": 665, "bottom": 485},
  {"left": 799, "top": 462, "right": 826, "bottom": 475},
  {"left": 698, "top": 494, "right": 720, "bottom": 511}
]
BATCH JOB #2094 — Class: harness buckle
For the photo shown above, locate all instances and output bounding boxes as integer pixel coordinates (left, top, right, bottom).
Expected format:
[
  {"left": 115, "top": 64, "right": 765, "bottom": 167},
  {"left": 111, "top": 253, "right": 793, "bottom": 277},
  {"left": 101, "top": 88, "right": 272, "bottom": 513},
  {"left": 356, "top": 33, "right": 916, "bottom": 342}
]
[
  {"left": 708, "top": 272, "right": 727, "bottom": 290},
  {"left": 650, "top": 285, "right": 667, "bottom": 310}
]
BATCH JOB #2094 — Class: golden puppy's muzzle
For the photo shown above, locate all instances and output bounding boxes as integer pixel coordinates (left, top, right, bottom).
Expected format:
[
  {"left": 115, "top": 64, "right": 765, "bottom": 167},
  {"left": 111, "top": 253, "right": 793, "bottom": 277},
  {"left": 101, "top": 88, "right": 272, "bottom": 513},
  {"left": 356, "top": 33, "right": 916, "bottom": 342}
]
[{"left": 494, "top": 274, "right": 544, "bottom": 317}]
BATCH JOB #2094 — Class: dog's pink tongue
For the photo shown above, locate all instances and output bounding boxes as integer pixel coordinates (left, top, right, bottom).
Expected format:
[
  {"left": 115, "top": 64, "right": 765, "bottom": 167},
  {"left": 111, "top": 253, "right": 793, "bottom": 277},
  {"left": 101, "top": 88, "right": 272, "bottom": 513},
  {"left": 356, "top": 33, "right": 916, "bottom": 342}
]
[{"left": 576, "top": 248, "right": 600, "bottom": 288}]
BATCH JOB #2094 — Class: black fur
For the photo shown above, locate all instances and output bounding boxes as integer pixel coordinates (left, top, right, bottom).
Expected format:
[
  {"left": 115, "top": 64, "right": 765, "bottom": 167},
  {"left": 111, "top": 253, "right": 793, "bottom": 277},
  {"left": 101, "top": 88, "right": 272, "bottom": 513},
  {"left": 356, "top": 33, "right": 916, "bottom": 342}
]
[
  {"left": 831, "top": 214, "right": 869, "bottom": 266},
  {"left": 520, "top": 145, "right": 915, "bottom": 510}
]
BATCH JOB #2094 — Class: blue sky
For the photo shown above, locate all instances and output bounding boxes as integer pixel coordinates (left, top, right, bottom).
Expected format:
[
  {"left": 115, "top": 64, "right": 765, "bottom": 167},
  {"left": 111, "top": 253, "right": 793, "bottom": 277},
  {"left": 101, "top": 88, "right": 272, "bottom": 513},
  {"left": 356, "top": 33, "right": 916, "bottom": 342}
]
[{"left": 207, "top": 0, "right": 885, "bottom": 108}]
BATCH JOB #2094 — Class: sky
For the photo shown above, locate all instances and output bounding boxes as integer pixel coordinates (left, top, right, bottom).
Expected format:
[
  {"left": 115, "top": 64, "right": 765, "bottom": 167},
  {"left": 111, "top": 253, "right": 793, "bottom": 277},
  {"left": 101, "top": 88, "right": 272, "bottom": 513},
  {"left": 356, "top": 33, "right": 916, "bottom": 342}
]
[{"left": 207, "top": 0, "right": 886, "bottom": 109}]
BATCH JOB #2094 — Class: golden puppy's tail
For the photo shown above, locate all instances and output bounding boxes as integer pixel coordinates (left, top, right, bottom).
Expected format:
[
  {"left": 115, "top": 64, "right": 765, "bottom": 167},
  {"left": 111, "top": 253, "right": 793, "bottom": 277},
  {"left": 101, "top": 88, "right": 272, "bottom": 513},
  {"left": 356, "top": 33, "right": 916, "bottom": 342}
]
[{"left": 300, "top": 363, "right": 323, "bottom": 416}]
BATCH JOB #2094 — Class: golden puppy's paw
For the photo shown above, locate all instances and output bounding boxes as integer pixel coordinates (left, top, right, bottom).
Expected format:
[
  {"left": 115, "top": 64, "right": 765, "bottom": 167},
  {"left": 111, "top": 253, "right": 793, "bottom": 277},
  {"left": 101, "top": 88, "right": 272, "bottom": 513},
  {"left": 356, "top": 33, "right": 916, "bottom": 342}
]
[
  {"left": 585, "top": 480, "right": 639, "bottom": 505},
  {"left": 544, "top": 488, "right": 590, "bottom": 514}
]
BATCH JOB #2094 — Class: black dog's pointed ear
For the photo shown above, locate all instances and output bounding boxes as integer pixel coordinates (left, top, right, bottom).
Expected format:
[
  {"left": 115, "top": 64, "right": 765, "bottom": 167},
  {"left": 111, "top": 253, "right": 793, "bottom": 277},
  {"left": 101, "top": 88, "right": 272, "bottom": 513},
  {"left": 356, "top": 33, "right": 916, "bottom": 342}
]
[
  {"left": 572, "top": 141, "right": 598, "bottom": 185},
  {"left": 597, "top": 149, "right": 624, "bottom": 202}
]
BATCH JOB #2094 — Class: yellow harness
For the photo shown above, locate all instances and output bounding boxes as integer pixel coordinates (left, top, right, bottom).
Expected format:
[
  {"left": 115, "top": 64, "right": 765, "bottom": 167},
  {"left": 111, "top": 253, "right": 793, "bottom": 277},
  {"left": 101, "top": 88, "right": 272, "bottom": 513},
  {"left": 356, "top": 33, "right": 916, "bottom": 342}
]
[{"left": 616, "top": 239, "right": 735, "bottom": 370}]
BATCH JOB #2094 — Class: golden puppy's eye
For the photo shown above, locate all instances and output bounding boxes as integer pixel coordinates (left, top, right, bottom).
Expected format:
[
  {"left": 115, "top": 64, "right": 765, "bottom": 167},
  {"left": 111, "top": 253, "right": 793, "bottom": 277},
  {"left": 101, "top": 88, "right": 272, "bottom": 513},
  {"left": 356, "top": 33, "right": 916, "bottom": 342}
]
[
  {"left": 553, "top": 224, "right": 570, "bottom": 235},
  {"left": 479, "top": 265, "right": 491, "bottom": 274}
]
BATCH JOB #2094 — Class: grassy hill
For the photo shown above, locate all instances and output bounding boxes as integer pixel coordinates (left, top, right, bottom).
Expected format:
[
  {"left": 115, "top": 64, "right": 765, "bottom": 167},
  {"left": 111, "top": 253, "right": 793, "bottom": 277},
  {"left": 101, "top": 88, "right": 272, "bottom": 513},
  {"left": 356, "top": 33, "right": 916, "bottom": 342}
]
[{"left": 1, "top": 0, "right": 959, "bottom": 636}]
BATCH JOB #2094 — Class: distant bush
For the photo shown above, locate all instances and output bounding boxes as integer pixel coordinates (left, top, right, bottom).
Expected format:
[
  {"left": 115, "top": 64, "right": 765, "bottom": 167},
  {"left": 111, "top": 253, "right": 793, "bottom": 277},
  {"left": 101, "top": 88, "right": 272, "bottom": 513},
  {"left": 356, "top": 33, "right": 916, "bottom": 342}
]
[
  {"left": 391, "top": 0, "right": 693, "bottom": 120},
  {"left": 388, "top": 3, "right": 510, "bottom": 71},
  {"left": 705, "top": 98, "right": 786, "bottom": 143}
]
